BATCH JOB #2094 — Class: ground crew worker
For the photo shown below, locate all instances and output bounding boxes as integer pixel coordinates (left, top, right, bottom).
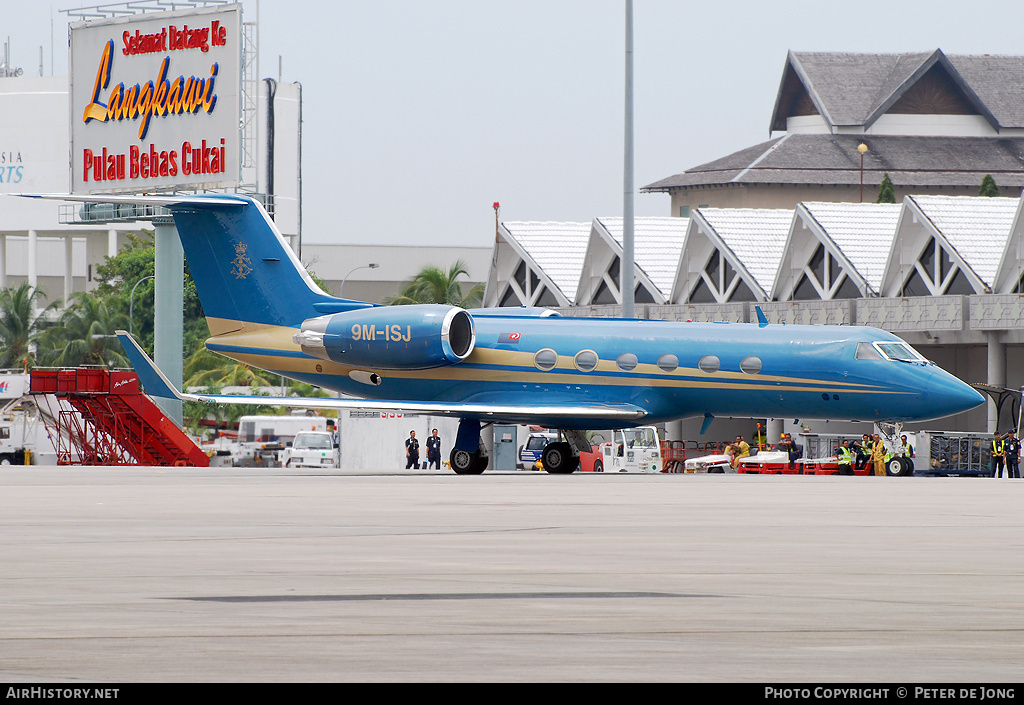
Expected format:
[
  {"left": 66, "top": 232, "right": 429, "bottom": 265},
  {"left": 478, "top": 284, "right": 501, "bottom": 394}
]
[
  {"left": 899, "top": 434, "right": 914, "bottom": 458},
  {"left": 871, "top": 433, "right": 887, "bottom": 476},
  {"left": 405, "top": 430, "right": 420, "bottom": 470},
  {"left": 991, "top": 432, "right": 1006, "bottom": 478},
  {"left": 778, "top": 433, "right": 801, "bottom": 470},
  {"left": 854, "top": 433, "right": 871, "bottom": 472},
  {"left": 899, "top": 434, "right": 915, "bottom": 473},
  {"left": 1006, "top": 429, "right": 1020, "bottom": 479},
  {"left": 837, "top": 439, "right": 854, "bottom": 475},
  {"left": 727, "top": 435, "right": 750, "bottom": 469}
]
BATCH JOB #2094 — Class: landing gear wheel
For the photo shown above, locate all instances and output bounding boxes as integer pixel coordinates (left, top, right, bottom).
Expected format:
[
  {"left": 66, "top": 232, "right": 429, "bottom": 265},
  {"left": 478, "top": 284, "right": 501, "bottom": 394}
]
[
  {"left": 886, "top": 457, "right": 912, "bottom": 477},
  {"left": 542, "top": 442, "right": 579, "bottom": 474},
  {"left": 450, "top": 448, "right": 487, "bottom": 475}
]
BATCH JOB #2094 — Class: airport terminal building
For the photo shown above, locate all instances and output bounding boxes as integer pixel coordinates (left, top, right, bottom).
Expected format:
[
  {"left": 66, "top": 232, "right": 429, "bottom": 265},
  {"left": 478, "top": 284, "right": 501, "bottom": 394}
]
[{"left": 487, "top": 50, "right": 1024, "bottom": 439}]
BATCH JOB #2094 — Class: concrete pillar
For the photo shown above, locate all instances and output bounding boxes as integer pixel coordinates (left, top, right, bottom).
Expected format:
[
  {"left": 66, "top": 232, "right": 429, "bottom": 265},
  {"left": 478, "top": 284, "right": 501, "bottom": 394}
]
[
  {"left": 666, "top": 420, "right": 683, "bottom": 443},
  {"left": 64, "top": 236, "right": 74, "bottom": 303},
  {"left": 0, "top": 235, "right": 6, "bottom": 289},
  {"left": 27, "top": 230, "right": 37, "bottom": 288},
  {"left": 987, "top": 332, "right": 1006, "bottom": 433},
  {"left": 108, "top": 229, "right": 118, "bottom": 258},
  {"left": 154, "top": 219, "right": 183, "bottom": 426},
  {"left": 767, "top": 418, "right": 784, "bottom": 448}
]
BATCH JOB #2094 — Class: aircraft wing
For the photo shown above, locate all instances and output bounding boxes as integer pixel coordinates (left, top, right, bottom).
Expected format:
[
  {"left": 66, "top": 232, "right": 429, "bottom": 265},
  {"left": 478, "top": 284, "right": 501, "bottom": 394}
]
[{"left": 115, "top": 332, "right": 648, "bottom": 422}]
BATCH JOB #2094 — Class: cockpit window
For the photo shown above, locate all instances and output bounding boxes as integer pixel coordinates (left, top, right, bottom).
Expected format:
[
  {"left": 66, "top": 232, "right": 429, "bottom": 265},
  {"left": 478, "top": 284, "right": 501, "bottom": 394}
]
[
  {"left": 855, "top": 342, "right": 883, "bottom": 360},
  {"left": 857, "top": 341, "right": 927, "bottom": 363},
  {"left": 876, "top": 342, "right": 926, "bottom": 362}
]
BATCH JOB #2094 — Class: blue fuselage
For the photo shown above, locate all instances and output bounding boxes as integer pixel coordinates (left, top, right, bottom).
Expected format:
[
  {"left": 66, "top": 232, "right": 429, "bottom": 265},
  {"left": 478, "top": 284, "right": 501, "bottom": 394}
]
[{"left": 210, "top": 314, "right": 983, "bottom": 429}]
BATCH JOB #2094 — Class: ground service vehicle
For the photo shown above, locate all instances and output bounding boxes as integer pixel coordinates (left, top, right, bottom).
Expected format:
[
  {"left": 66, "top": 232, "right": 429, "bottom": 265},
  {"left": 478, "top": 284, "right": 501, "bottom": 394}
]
[
  {"left": 519, "top": 432, "right": 556, "bottom": 470},
  {"left": 582, "top": 426, "right": 662, "bottom": 473},
  {"left": 0, "top": 378, "right": 54, "bottom": 465},
  {"left": 233, "top": 414, "right": 335, "bottom": 467},
  {"left": 32, "top": 194, "right": 982, "bottom": 476},
  {"left": 281, "top": 431, "right": 339, "bottom": 468},
  {"left": 0, "top": 420, "right": 33, "bottom": 465},
  {"left": 683, "top": 453, "right": 733, "bottom": 473}
]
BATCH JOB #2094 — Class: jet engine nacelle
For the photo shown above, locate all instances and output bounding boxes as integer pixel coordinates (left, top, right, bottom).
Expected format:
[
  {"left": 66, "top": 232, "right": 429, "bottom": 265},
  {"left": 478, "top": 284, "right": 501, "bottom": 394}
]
[{"left": 293, "top": 305, "right": 476, "bottom": 370}]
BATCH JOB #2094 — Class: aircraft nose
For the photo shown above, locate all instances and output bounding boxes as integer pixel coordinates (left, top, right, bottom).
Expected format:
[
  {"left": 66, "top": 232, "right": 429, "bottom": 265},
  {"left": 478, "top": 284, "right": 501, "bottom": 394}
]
[{"left": 928, "top": 368, "right": 985, "bottom": 418}]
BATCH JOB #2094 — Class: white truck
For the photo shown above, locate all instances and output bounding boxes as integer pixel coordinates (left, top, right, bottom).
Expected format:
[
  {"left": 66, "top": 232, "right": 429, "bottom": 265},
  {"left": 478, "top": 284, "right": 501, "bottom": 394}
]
[
  {"left": 683, "top": 453, "right": 733, "bottom": 473},
  {"left": 232, "top": 413, "right": 336, "bottom": 467},
  {"left": 281, "top": 431, "right": 339, "bottom": 469},
  {"left": 585, "top": 426, "right": 663, "bottom": 473},
  {"left": 0, "top": 374, "right": 57, "bottom": 465},
  {"left": 0, "top": 417, "right": 35, "bottom": 465}
]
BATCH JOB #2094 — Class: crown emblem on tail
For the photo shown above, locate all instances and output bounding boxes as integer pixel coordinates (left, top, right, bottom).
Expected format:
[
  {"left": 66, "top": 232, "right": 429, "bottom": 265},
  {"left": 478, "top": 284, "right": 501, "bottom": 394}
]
[{"left": 230, "top": 242, "right": 253, "bottom": 279}]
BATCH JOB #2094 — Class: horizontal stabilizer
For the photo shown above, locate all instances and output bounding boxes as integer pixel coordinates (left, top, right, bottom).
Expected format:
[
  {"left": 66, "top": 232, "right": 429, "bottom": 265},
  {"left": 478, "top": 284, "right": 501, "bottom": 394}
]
[{"left": 15, "top": 193, "right": 248, "bottom": 208}]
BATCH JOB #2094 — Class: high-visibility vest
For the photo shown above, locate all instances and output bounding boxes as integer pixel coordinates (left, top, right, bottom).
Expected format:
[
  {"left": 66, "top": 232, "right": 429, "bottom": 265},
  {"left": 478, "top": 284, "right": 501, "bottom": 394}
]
[
  {"left": 993, "top": 440, "right": 1005, "bottom": 455},
  {"left": 837, "top": 446, "right": 852, "bottom": 464}
]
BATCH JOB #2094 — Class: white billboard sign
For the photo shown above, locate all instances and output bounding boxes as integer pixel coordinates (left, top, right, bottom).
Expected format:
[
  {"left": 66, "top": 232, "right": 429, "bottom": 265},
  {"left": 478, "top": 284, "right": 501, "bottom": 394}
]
[{"left": 69, "top": 4, "right": 241, "bottom": 193}]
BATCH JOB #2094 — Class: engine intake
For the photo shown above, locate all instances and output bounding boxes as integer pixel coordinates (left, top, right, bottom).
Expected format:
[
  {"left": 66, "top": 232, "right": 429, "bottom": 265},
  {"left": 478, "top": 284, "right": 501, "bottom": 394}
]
[{"left": 293, "top": 305, "right": 475, "bottom": 370}]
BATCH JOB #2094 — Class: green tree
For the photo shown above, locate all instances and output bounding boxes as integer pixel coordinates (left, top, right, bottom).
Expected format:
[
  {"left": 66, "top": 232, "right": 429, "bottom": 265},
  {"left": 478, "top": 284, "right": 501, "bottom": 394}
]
[
  {"left": 0, "top": 283, "right": 59, "bottom": 368},
  {"left": 93, "top": 230, "right": 210, "bottom": 357},
  {"left": 979, "top": 174, "right": 1001, "bottom": 197},
  {"left": 876, "top": 173, "right": 896, "bottom": 203},
  {"left": 385, "top": 259, "right": 484, "bottom": 307},
  {"left": 183, "top": 344, "right": 281, "bottom": 389},
  {"left": 182, "top": 384, "right": 278, "bottom": 436},
  {"left": 38, "top": 292, "right": 130, "bottom": 368}
]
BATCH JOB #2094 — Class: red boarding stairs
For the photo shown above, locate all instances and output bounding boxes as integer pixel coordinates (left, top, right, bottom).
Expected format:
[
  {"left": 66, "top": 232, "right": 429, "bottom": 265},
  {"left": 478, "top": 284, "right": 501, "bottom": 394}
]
[{"left": 29, "top": 368, "right": 209, "bottom": 467}]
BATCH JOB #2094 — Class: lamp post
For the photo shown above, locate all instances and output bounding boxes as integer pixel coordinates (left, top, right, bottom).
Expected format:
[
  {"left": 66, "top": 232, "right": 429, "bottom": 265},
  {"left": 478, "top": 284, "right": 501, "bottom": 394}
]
[
  {"left": 340, "top": 263, "right": 379, "bottom": 298},
  {"left": 858, "top": 143, "right": 869, "bottom": 202},
  {"left": 129, "top": 275, "right": 155, "bottom": 336}
]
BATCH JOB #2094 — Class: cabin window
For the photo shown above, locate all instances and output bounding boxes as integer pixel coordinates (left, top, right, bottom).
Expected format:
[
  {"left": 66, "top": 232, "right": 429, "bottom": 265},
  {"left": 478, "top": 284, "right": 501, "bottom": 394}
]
[
  {"left": 698, "top": 355, "right": 720, "bottom": 373},
  {"left": 657, "top": 354, "right": 679, "bottom": 372},
  {"left": 739, "top": 356, "right": 762, "bottom": 374},
  {"left": 534, "top": 348, "right": 558, "bottom": 371},
  {"left": 574, "top": 350, "right": 599, "bottom": 372},
  {"left": 616, "top": 353, "right": 638, "bottom": 371}
]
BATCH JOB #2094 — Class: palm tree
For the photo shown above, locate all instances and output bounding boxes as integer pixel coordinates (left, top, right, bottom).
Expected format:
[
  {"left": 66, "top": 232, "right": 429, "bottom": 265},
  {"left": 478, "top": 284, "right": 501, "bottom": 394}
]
[
  {"left": 385, "top": 259, "right": 484, "bottom": 307},
  {"left": 38, "top": 292, "right": 130, "bottom": 368},
  {"left": 181, "top": 343, "right": 332, "bottom": 431},
  {"left": 183, "top": 344, "right": 281, "bottom": 389},
  {"left": 0, "top": 283, "right": 59, "bottom": 369}
]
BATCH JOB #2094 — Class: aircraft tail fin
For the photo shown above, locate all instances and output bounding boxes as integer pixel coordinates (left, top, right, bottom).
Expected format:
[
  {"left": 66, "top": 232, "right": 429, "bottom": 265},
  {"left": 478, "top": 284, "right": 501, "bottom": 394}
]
[
  {"left": 17, "top": 194, "right": 371, "bottom": 330},
  {"left": 163, "top": 195, "right": 368, "bottom": 330}
]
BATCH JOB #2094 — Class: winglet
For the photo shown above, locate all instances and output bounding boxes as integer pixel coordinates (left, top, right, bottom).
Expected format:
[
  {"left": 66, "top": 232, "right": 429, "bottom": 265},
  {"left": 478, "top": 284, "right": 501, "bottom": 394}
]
[
  {"left": 755, "top": 306, "right": 769, "bottom": 328},
  {"left": 700, "top": 412, "right": 714, "bottom": 435},
  {"left": 115, "top": 330, "right": 185, "bottom": 401}
]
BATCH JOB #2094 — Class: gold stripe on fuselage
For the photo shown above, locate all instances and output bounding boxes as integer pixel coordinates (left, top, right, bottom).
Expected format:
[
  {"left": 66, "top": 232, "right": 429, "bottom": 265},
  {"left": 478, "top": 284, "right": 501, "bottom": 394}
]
[{"left": 204, "top": 319, "right": 897, "bottom": 396}]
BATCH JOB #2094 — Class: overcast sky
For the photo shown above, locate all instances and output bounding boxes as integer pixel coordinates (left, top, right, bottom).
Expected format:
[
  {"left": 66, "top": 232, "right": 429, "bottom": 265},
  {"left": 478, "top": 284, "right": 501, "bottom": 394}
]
[{"left": 6, "top": 0, "right": 1024, "bottom": 247}]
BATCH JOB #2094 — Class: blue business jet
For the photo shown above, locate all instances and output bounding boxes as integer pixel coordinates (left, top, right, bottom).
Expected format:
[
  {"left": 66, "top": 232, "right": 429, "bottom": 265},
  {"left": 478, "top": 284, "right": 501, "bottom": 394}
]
[{"left": 23, "top": 194, "right": 984, "bottom": 474}]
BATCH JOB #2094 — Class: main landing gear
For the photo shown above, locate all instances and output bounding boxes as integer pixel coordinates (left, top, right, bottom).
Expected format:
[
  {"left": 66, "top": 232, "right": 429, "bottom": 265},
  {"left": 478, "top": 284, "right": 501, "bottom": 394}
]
[
  {"left": 450, "top": 446, "right": 489, "bottom": 475},
  {"left": 450, "top": 419, "right": 489, "bottom": 475},
  {"left": 448, "top": 421, "right": 592, "bottom": 475},
  {"left": 540, "top": 430, "right": 591, "bottom": 474}
]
